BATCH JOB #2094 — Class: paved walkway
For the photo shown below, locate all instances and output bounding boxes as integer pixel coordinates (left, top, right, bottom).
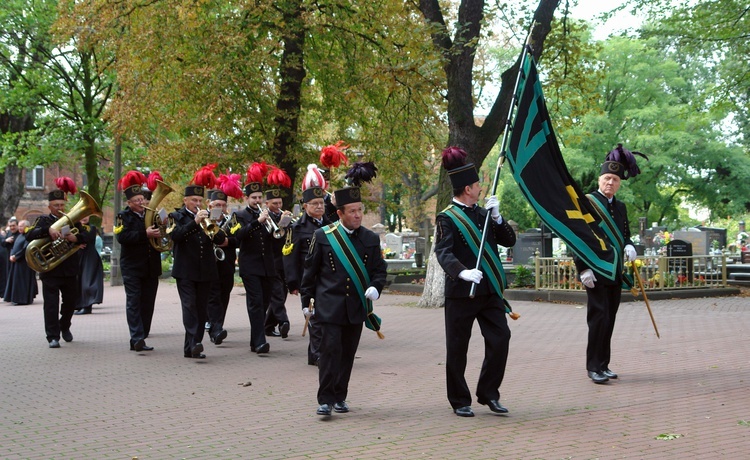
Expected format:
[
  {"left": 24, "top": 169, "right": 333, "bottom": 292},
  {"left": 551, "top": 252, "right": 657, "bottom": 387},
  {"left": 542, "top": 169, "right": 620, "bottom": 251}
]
[{"left": 2, "top": 281, "right": 749, "bottom": 459}]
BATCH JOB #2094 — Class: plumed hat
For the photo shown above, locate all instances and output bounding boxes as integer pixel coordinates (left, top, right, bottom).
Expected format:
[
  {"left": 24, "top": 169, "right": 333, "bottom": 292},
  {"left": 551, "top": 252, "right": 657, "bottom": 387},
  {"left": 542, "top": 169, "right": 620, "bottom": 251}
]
[
  {"left": 244, "top": 161, "right": 268, "bottom": 196},
  {"left": 186, "top": 164, "right": 217, "bottom": 197},
  {"left": 334, "top": 161, "right": 378, "bottom": 207},
  {"left": 49, "top": 176, "right": 78, "bottom": 201},
  {"left": 119, "top": 170, "right": 147, "bottom": 200},
  {"left": 265, "top": 165, "right": 291, "bottom": 200},
  {"left": 217, "top": 171, "right": 243, "bottom": 200},
  {"left": 442, "top": 146, "right": 479, "bottom": 190},
  {"left": 208, "top": 189, "right": 228, "bottom": 202},
  {"left": 600, "top": 144, "right": 648, "bottom": 180}
]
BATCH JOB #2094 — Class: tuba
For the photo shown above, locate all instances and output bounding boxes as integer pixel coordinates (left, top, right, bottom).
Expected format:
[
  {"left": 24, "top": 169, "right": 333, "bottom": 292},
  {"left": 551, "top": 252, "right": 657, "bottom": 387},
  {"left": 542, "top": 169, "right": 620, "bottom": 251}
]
[
  {"left": 26, "top": 191, "right": 103, "bottom": 273},
  {"left": 143, "top": 180, "right": 175, "bottom": 252}
]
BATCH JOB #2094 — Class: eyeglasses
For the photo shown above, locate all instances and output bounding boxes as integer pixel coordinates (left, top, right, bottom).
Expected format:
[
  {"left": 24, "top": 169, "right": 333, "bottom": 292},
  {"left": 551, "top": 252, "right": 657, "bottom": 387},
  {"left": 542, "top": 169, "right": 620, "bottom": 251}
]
[{"left": 308, "top": 201, "right": 325, "bottom": 208}]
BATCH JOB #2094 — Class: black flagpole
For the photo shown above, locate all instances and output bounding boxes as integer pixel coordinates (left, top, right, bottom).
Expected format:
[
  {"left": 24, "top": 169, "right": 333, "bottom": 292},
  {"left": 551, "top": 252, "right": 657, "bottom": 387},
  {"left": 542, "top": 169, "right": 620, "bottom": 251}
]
[{"left": 469, "top": 27, "right": 534, "bottom": 298}]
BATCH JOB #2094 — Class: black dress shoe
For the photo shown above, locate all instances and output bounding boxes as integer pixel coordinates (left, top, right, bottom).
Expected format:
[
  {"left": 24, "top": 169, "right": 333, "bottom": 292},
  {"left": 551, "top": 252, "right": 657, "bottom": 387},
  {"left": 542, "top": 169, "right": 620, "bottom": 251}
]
[
  {"left": 454, "top": 406, "right": 474, "bottom": 417},
  {"left": 265, "top": 329, "right": 281, "bottom": 337},
  {"left": 49, "top": 339, "right": 61, "bottom": 348},
  {"left": 482, "top": 400, "right": 509, "bottom": 414},
  {"left": 212, "top": 329, "right": 228, "bottom": 345},
  {"left": 133, "top": 338, "right": 145, "bottom": 352},
  {"left": 333, "top": 401, "right": 349, "bottom": 413},
  {"left": 601, "top": 368, "right": 618, "bottom": 379},
  {"left": 184, "top": 353, "right": 206, "bottom": 359},
  {"left": 588, "top": 370, "right": 610, "bottom": 384},
  {"left": 74, "top": 307, "right": 92, "bottom": 315},
  {"left": 279, "top": 322, "right": 290, "bottom": 338},
  {"left": 141, "top": 344, "right": 154, "bottom": 351},
  {"left": 255, "top": 342, "right": 270, "bottom": 354},
  {"left": 191, "top": 343, "right": 204, "bottom": 358},
  {"left": 61, "top": 330, "right": 73, "bottom": 342},
  {"left": 316, "top": 404, "right": 332, "bottom": 416},
  {"left": 308, "top": 358, "right": 319, "bottom": 367}
]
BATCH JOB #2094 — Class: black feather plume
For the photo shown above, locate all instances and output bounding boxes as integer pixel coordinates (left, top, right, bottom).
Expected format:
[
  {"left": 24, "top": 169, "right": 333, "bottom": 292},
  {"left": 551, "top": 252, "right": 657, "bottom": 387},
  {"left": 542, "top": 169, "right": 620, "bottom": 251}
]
[
  {"left": 605, "top": 143, "right": 648, "bottom": 179},
  {"left": 345, "top": 161, "right": 378, "bottom": 187},
  {"left": 441, "top": 146, "right": 468, "bottom": 171}
]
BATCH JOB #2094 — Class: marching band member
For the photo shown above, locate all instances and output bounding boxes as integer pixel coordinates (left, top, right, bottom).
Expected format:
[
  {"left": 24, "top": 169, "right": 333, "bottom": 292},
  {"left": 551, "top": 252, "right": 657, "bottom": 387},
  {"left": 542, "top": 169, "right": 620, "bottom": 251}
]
[
  {"left": 263, "top": 166, "right": 293, "bottom": 338},
  {"left": 231, "top": 162, "right": 274, "bottom": 355},
  {"left": 284, "top": 164, "right": 333, "bottom": 366},
  {"left": 26, "top": 178, "right": 93, "bottom": 348},
  {"left": 170, "top": 165, "right": 225, "bottom": 359},
  {"left": 205, "top": 173, "right": 242, "bottom": 345},
  {"left": 115, "top": 171, "right": 162, "bottom": 352}
]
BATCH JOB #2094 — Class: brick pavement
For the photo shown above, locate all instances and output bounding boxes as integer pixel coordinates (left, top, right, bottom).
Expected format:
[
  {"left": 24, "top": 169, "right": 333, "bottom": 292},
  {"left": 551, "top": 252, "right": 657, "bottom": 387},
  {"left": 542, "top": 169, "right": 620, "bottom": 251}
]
[{"left": 1, "top": 281, "right": 749, "bottom": 459}]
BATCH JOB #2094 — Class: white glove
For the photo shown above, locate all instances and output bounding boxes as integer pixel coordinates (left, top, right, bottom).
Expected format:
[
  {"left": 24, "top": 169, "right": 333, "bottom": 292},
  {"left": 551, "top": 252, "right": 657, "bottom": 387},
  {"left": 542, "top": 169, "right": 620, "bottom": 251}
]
[
  {"left": 580, "top": 269, "right": 597, "bottom": 288},
  {"left": 458, "top": 269, "right": 483, "bottom": 284},
  {"left": 302, "top": 307, "right": 314, "bottom": 318},
  {"left": 624, "top": 244, "right": 637, "bottom": 262},
  {"left": 364, "top": 286, "right": 380, "bottom": 301},
  {"left": 484, "top": 195, "right": 501, "bottom": 221}
]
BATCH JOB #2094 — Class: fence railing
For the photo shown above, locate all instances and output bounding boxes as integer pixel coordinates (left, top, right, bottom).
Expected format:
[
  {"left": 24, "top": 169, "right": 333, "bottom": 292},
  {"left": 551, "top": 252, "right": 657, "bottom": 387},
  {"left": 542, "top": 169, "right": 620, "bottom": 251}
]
[{"left": 533, "top": 255, "right": 728, "bottom": 291}]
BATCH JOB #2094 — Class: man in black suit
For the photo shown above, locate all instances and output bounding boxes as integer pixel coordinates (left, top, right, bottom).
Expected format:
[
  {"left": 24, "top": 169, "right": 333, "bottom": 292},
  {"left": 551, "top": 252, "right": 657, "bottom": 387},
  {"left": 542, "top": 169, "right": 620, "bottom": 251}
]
[
  {"left": 300, "top": 185, "right": 387, "bottom": 417},
  {"left": 262, "top": 189, "right": 292, "bottom": 338},
  {"left": 205, "top": 189, "right": 237, "bottom": 345},
  {"left": 434, "top": 147, "right": 517, "bottom": 417},
  {"left": 170, "top": 184, "right": 225, "bottom": 359},
  {"left": 115, "top": 176, "right": 162, "bottom": 352},
  {"left": 26, "top": 186, "right": 93, "bottom": 348},
  {"left": 284, "top": 186, "right": 332, "bottom": 366},
  {"left": 231, "top": 180, "right": 274, "bottom": 355},
  {"left": 574, "top": 146, "right": 640, "bottom": 384}
]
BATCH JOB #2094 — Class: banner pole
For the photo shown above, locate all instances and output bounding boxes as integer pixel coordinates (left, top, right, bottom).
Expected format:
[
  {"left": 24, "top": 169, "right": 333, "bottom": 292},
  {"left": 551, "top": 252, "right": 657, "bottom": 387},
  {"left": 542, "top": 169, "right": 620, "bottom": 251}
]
[{"left": 470, "top": 25, "right": 535, "bottom": 298}]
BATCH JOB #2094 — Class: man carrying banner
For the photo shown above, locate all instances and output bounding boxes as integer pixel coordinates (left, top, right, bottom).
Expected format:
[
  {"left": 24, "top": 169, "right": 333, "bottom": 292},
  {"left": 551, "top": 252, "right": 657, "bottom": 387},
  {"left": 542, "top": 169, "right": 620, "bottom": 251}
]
[
  {"left": 574, "top": 145, "right": 643, "bottom": 384},
  {"left": 300, "top": 162, "right": 386, "bottom": 417},
  {"left": 434, "top": 147, "right": 517, "bottom": 418}
]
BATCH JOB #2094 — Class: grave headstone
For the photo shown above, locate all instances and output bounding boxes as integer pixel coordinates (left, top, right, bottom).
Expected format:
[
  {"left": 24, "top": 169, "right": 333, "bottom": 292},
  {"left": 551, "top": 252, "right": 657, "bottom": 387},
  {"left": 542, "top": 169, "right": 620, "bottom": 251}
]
[
  {"left": 384, "top": 233, "right": 403, "bottom": 257},
  {"left": 666, "top": 239, "right": 693, "bottom": 283}
]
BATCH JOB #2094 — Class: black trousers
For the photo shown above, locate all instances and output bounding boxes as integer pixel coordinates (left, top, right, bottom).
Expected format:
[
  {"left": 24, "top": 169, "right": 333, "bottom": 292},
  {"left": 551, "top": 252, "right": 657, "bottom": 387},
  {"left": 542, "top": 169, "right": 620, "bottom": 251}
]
[
  {"left": 444, "top": 294, "right": 510, "bottom": 409},
  {"left": 241, "top": 274, "right": 270, "bottom": 349},
  {"left": 307, "top": 315, "right": 322, "bottom": 364},
  {"left": 207, "top": 273, "right": 234, "bottom": 337},
  {"left": 41, "top": 275, "right": 79, "bottom": 342},
  {"left": 175, "top": 278, "right": 210, "bottom": 355},
  {"left": 264, "top": 271, "right": 289, "bottom": 332},
  {"left": 585, "top": 283, "right": 621, "bottom": 372},
  {"left": 317, "top": 322, "right": 363, "bottom": 405},
  {"left": 122, "top": 274, "right": 159, "bottom": 345}
]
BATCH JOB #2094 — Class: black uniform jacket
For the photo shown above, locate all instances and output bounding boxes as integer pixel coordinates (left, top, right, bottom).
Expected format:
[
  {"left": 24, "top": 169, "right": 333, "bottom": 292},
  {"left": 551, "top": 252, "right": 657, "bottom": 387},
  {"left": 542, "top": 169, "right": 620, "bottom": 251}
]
[
  {"left": 283, "top": 212, "right": 331, "bottom": 293},
  {"left": 169, "top": 206, "right": 224, "bottom": 282},
  {"left": 573, "top": 190, "right": 632, "bottom": 286},
  {"left": 232, "top": 206, "right": 275, "bottom": 278},
  {"left": 26, "top": 213, "right": 92, "bottom": 279},
  {"left": 434, "top": 203, "right": 516, "bottom": 298},
  {"left": 300, "top": 224, "right": 387, "bottom": 325},
  {"left": 115, "top": 207, "right": 162, "bottom": 278}
]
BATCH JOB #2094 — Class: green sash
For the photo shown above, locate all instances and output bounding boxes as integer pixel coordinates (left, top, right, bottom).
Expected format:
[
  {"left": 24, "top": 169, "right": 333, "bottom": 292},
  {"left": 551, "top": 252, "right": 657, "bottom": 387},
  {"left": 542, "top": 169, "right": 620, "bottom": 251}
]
[
  {"left": 323, "top": 222, "right": 382, "bottom": 334},
  {"left": 442, "top": 205, "right": 508, "bottom": 299},
  {"left": 586, "top": 195, "right": 632, "bottom": 289}
]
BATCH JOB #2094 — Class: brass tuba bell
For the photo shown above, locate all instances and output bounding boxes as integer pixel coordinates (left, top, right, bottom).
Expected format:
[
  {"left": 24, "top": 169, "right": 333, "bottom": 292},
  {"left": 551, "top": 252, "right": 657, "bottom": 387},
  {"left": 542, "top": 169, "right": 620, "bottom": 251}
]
[
  {"left": 26, "top": 191, "right": 103, "bottom": 273},
  {"left": 143, "top": 180, "right": 175, "bottom": 252}
]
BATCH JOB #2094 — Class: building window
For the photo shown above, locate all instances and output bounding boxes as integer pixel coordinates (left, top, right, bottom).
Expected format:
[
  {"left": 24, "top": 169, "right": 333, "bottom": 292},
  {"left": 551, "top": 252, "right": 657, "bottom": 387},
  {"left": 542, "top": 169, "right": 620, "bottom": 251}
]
[{"left": 26, "top": 166, "right": 44, "bottom": 189}]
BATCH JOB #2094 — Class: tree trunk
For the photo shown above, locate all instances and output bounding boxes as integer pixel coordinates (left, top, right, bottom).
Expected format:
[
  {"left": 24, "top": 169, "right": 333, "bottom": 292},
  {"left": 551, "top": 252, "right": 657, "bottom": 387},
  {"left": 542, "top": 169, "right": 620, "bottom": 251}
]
[
  {"left": 417, "top": 226, "right": 445, "bottom": 308},
  {"left": 416, "top": 0, "right": 560, "bottom": 307},
  {"left": 0, "top": 164, "right": 24, "bottom": 224}
]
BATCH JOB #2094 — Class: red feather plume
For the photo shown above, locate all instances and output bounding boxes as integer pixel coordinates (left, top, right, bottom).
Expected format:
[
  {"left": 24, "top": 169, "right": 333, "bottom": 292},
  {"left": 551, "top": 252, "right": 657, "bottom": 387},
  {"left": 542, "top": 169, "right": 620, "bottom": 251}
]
[
  {"left": 246, "top": 161, "right": 268, "bottom": 184},
  {"left": 320, "top": 141, "right": 349, "bottom": 168},
  {"left": 218, "top": 171, "right": 243, "bottom": 199},
  {"left": 191, "top": 163, "right": 217, "bottom": 188},
  {"left": 55, "top": 176, "right": 78, "bottom": 194},
  {"left": 146, "top": 170, "right": 164, "bottom": 191},
  {"left": 441, "top": 146, "right": 468, "bottom": 171},
  {"left": 267, "top": 166, "right": 292, "bottom": 189}
]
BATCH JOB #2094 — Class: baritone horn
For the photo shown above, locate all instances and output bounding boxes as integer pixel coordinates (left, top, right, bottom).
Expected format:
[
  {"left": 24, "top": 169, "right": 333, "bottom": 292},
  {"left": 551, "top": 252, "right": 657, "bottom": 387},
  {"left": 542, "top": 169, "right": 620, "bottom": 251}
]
[
  {"left": 143, "top": 180, "right": 175, "bottom": 252},
  {"left": 26, "top": 191, "right": 103, "bottom": 273}
]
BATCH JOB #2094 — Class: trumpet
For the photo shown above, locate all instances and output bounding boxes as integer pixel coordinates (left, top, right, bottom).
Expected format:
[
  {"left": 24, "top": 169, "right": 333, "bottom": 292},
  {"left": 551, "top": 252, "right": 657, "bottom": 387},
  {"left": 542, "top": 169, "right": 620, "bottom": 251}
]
[
  {"left": 261, "top": 206, "right": 286, "bottom": 239},
  {"left": 212, "top": 213, "right": 237, "bottom": 261}
]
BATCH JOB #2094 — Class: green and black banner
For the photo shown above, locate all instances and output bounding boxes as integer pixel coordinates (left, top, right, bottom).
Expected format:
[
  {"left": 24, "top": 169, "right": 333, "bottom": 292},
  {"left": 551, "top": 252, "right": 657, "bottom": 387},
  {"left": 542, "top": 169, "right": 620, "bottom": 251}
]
[{"left": 505, "top": 54, "right": 620, "bottom": 281}]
